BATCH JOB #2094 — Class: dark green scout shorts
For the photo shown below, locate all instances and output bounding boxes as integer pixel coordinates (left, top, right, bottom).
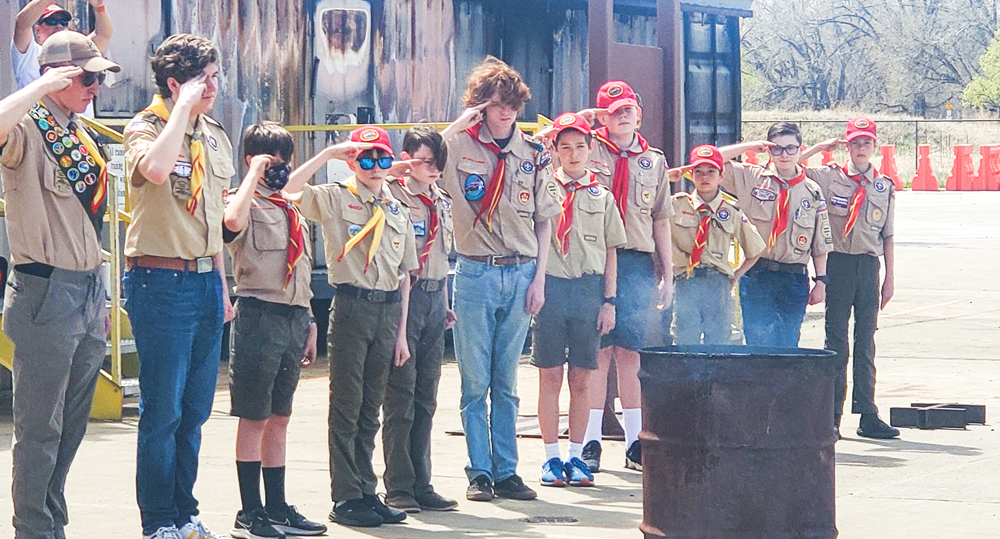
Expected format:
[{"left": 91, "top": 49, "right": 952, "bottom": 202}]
[
  {"left": 531, "top": 274, "right": 603, "bottom": 370},
  {"left": 229, "top": 296, "right": 311, "bottom": 419}
]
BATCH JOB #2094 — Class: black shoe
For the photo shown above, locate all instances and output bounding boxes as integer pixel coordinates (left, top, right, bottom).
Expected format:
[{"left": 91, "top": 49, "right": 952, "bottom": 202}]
[
  {"left": 329, "top": 498, "right": 382, "bottom": 528},
  {"left": 415, "top": 490, "right": 459, "bottom": 511},
  {"left": 268, "top": 504, "right": 327, "bottom": 536},
  {"left": 581, "top": 440, "right": 602, "bottom": 473},
  {"left": 466, "top": 475, "right": 494, "bottom": 502},
  {"left": 364, "top": 493, "right": 407, "bottom": 524},
  {"left": 625, "top": 440, "right": 642, "bottom": 471},
  {"left": 232, "top": 507, "right": 285, "bottom": 539},
  {"left": 385, "top": 491, "right": 421, "bottom": 513},
  {"left": 494, "top": 474, "right": 537, "bottom": 500},
  {"left": 857, "top": 414, "right": 900, "bottom": 439}
]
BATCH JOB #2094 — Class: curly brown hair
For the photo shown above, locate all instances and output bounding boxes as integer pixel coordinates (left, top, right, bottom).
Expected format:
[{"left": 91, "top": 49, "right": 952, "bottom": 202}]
[
  {"left": 461, "top": 56, "right": 531, "bottom": 110},
  {"left": 151, "top": 34, "right": 219, "bottom": 98}
]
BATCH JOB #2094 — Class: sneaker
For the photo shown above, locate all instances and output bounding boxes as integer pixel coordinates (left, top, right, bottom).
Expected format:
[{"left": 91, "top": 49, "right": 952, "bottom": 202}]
[
  {"left": 466, "top": 475, "right": 494, "bottom": 502},
  {"left": 179, "top": 517, "right": 223, "bottom": 539},
  {"left": 385, "top": 491, "right": 422, "bottom": 513},
  {"left": 231, "top": 507, "right": 284, "bottom": 539},
  {"left": 268, "top": 504, "right": 327, "bottom": 536},
  {"left": 329, "top": 498, "right": 382, "bottom": 528},
  {"left": 625, "top": 440, "right": 642, "bottom": 471},
  {"left": 539, "top": 457, "right": 567, "bottom": 487},
  {"left": 364, "top": 493, "right": 407, "bottom": 524},
  {"left": 857, "top": 413, "right": 900, "bottom": 439},
  {"left": 143, "top": 526, "right": 183, "bottom": 539},
  {"left": 581, "top": 440, "right": 602, "bottom": 473},
  {"left": 494, "top": 474, "right": 537, "bottom": 500},
  {"left": 564, "top": 457, "right": 595, "bottom": 487},
  {"left": 415, "top": 490, "right": 459, "bottom": 511}
]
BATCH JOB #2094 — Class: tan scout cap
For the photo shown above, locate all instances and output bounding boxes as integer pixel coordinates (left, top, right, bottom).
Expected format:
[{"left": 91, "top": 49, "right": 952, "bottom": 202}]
[{"left": 39, "top": 31, "right": 121, "bottom": 73}]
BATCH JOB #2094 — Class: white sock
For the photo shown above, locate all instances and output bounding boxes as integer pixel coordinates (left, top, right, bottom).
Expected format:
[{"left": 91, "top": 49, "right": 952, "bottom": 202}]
[
  {"left": 623, "top": 408, "right": 642, "bottom": 447},
  {"left": 584, "top": 409, "right": 604, "bottom": 444},
  {"left": 567, "top": 442, "right": 584, "bottom": 460},
  {"left": 544, "top": 442, "right": 561, "bottom": 461}
]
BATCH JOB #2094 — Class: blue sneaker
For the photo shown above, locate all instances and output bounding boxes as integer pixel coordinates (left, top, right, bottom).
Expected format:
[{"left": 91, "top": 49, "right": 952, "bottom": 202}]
[
  {"left": 540, "top": 457, "right": 567, "bottom": 487},
  {"left": 564, "top": 457, "right": 595, "bottom": 487}
]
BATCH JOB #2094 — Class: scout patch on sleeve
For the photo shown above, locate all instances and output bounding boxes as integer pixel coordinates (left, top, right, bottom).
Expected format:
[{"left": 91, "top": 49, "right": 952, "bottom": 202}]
[
  {"left": 125, "top": 119, "right": 149, "bottom": 133},
  {"left": 539, "top": 151, "right": 552, "bottom": 168},
  {"left": 546, "top": 182, "right": 559, "bottom": 197},
  {"left": 751, "top": 187, "right": 777, "bottom": 202}
]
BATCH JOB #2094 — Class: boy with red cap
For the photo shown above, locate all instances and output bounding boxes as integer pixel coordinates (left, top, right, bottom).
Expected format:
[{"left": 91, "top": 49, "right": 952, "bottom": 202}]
[
  {"left": 533, "top": 112, "right": 626, "bottom": 488},
  {"left": 668, "top": 145, "right": 765, "bottom": 344},
  {"left": 580, "top": 80, "right": 674, "bottom": 473},
  {"left": 801, "top": 118, "right": 898, "bottom": 440},
  {"left": 284, "top": 125, "right": 418, "bottom": 528}
]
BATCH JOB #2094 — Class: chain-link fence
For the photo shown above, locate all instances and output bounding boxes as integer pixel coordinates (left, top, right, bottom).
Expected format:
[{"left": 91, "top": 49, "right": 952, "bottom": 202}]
[{"left": 742, "top": 120, "right": 1000, "bottom": 188}]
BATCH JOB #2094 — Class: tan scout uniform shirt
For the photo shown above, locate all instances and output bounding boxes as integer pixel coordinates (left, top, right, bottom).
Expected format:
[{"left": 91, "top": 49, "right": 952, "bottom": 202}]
[
  {"left": 670, "top": 190, "right": 767, "bottom": 278},
  {"left": 588, "top": 136, "right": 674, "bottom": 253},
  {"left": 805, "top": 162, "right": 895, "bottom": 257},
  {"left": 722, "top": 162, "right": 833, "bottom": 265},
  {"left": 443, "top": 127, "right": 561, "bottom": 257},
  {"left": 546, "top": 169, "right": 627, "bottom": 280},
  {"left": 226, "top": 187, "right": 314, "bottom": 308},
  {"left": 297, "top": 178, "right": 418, "bottom": 291},
  {"left": 123, "top": 101, "right": 234, "bottom": 259},
  {"left": 0, "top": 97, "right": 103, "bottom": 270},
  {"left": 387, "top": 177, "right": 453, "bottom": 281}
]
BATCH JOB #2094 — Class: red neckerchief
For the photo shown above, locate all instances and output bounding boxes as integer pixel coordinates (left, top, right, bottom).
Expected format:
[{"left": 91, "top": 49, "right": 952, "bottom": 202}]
[
  {"left": 255, "top": 191, "right": 305, "bottom": 289},
  {"left": 466, "top": 124, "right": 508, "bottom": 230},
  {"left": 592, "top": 127, "right": 649, "bottom": 220},
  {"left": 767, "top": 165, "right": 807, "bottom": 248},
  {"left": 554, "top": 171, "right": 601, "bottom": 257}
]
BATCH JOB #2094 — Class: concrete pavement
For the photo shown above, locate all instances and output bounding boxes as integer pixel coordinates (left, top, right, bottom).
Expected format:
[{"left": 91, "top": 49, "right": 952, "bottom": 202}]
[{"left": 2, "top": 191, "right": 1000, "bottom": 538}]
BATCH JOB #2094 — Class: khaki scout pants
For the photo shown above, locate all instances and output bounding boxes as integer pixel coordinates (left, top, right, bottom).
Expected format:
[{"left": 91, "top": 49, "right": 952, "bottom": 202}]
[
  {"left": 327, "top": 292, "right": 401, "bottom": 502},
  {"left": 4, "top": 266, "right": 107, "bottom": 539}
]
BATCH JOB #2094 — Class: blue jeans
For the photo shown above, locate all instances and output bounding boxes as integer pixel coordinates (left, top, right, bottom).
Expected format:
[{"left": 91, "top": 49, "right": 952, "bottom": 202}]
[
  {"left": 452, "top": 256, "right": 536, "bottom": 482},
  {"left": 739, "top": 266, "right": 809, "bottom": 347},
  {"left": 123, "top": 268, "right": 223, "bottom": 534}
]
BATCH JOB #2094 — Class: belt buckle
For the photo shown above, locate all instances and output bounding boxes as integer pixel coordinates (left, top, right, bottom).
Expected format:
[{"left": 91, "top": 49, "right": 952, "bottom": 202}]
[
  {"left": 195, "top": 257, "right": 213, "bottom": 274},
  {"left": 368, "top": 289, "right": 386, "bottom": 302},
  {"left": 487, "top": 255, "right": 502, "bottom": 266}
]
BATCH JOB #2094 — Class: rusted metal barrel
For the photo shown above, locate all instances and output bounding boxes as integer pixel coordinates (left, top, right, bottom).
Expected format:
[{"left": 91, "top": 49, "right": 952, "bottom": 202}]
[{"left": 638, "top": 345, "right": 839, "bottom": 539}]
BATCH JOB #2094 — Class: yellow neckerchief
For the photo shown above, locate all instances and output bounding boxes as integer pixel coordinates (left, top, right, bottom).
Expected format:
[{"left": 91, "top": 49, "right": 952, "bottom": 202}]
[
  {"left": 143, "top": 94, "right": 205, "bottom": 215},
  {"left": 339, "top": 177, "right": 386, "bottom": 272}
]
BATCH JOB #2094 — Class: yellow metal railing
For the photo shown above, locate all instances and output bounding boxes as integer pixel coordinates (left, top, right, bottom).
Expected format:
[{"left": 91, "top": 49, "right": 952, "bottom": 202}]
[{"left": 284, "top": 115, "right": 554, "bottom": 136}]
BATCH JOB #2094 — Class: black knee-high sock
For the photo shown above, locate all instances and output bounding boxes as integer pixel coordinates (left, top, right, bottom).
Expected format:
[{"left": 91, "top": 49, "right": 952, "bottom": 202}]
[
  {"left": 262, "top": 466, "right": 287, "bottom": 512},
  {"left": 236, "top": 461, "right": 263, "bottom": 512}
]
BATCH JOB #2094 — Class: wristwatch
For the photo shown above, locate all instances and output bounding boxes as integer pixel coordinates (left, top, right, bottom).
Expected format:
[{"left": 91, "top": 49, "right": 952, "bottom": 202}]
[
  {"left": 603, "top": 296, "right": 616, "bottom": 305},
  {"left": 812, "top": 275, "right": 829, "bottom": 285}
]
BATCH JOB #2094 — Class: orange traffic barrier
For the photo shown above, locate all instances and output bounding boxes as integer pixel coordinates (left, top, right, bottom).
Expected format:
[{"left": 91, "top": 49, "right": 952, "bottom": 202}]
[
  {"left": 945, "top": 145, "right": 974, "bottom": 191},
  {"left": 974, "top": 145, "right": 993, "bottom": 191},
  {"left": 821, "top": 149, "right": 834, "bottom": 165},
  {"left": 879, "top": 145, "right": 902, "bottom": 190},
  {"left": 744, "top": 150, "right": 759, "bottom": 165},
  {"left": 911, "top": 144, "right": 937, "bottom": 191},
  {"left": 988, "top": 145, "right": 1000, "bottom": 191}
]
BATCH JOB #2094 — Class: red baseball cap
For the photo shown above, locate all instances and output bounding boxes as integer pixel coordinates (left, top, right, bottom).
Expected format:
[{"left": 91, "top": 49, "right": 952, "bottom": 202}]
[
  {"left": 846, "top": 117, "right": 877, "bottom": 141},
  {"left": 551, "top": 112, "right": 591, "bottom": 138},
  {"left": 596, "top": 81, "right": 639, "bottom": 113},
  {"left": 689, "top": 144, "right": 724, "bottom": 171},
  {"left": 350, "top": 125, "right": 393, "bottom": 156},
  {"left": 38, "top": 4, "right": 71, "bottom": 23}
]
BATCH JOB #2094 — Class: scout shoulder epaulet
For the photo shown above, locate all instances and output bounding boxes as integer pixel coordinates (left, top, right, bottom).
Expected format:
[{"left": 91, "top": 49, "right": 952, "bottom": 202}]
[
  {"left": 805, "top": 180, "right": 823, "bottom": 200},
  {"left": 437, "top": 186, "right": 452, "bottom": 201},
  {"left": 645, "top": 146, "right": 665, "bottom": 157},
  {"left": 201, "top": 115, "right": 223, "bottom": 128},
  {"left": 721, "top": 191, "right": 738, "bottom": 205}
]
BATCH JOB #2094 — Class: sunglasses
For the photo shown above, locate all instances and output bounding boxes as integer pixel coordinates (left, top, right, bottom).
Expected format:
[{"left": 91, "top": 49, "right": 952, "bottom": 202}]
[
  {"left": 768, "top": 144, "right": 801, "bottom": 156},
  {"left": 358, "top": 156, "right": 394, "bottom": 170},
  {"left": 42, "top": 18, "right": 71, "bottom": 27},
  {"left": 79, "top": 71, "right": 106, "bottom": 87}
]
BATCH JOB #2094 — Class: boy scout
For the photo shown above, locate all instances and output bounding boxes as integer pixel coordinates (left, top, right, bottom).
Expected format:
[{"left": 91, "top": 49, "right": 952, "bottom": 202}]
[
  {"left": 123, "top": 34, "right": 234, "bottom": 539},
  {"left": 382, "top": 126, "right": 460, "bottom": 513},
  {"left": 0, "top": 31, "right": 118, "bottom": 539},
  {"left": 802, "top": 118, "right": 899, "bottom": 440},
  {"left": 283, "top": 125, "right": 418, "bottom": 528},
  {"left": 668, "top": 145, "right": 766, "bottom": 345},
  {"left": 222, "top": 123, "right": 329, "bottom": 538},
  {"left": 533, "top": 113, "right": 626, "bottom": 489},
  {"left": 717, "top": 122, "right": 833, "bottom": 348},
  {"left": 440, "top": 56, "right": 561, "bottom": 503},
  {"left": 580, "top": 81, "right": 674, "bottom": 474}
]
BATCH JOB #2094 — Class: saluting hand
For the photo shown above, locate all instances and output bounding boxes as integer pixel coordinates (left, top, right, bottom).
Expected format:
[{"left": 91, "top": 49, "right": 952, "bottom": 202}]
[
  {"left": 248, "top": 154, "right": 276, "bottom": 178},
  {"left": 453, "top": 101, "right": 490, "bottom": 132},
  {"left": 36, "top": 66, "right": 83, "bottom": 94},
  {"left": 386, "top": 159, "right": 421, "bottom": 177},
  {"left": 175, "top": 73, "right": 209, "bottom": 113},
  {"left": 667, "top": 165, "right": 693, "bottom": 183},
  {"left": 813, "top": 138, "right": 846, "bottom": 153},
  {"left": 578, "top": 108, "right": 608, "bottom": 125},
  {"left": 326, "top": 141, "right": 375, "bottom": 161},
  {"left": 748, "top": 140, "right": 777, "bottom": 154}
]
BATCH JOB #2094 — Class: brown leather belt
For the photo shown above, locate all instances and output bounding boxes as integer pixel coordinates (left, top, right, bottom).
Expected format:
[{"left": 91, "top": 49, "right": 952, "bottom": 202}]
[
  {"left": 463, "top": 254, "right": 534, "bottom": 267},
  {"left": 415, "top": 278, "right": 447, "bottom": 292},
  {"left": 755, "top": 258, "right": 807, "bottom": 275},
  {"left": 127, "top": 255, "right": 216, "bottom": 273}
]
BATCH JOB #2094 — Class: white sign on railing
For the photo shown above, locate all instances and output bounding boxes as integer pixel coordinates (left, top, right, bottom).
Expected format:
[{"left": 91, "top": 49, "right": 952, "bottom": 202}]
[{"left": 106, "top": 143, "right": 126, "bottom": 212}]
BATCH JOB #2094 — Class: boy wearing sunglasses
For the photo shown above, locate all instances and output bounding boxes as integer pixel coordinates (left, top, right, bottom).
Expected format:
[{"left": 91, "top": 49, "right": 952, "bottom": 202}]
[
  {"left": 12, "top": 1, "right": 113, "bottom": 93},
  {"left": 381, "top": 126, "right": 460, "bottom": 513},
  {"left": 716, "top": 122, "right": 833, "bottom": 347},
  {"left": 0, "top": 31, "right": 118, "bottom": 539},
  {"left": 440, "top": 57, "right": 561, "bottom": 503},
  {"left": 284, "top": 125, "right": 418, "bottom": 528},
  {"left": 799, "top": 119, "right": 898, "bottom": 440}
]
